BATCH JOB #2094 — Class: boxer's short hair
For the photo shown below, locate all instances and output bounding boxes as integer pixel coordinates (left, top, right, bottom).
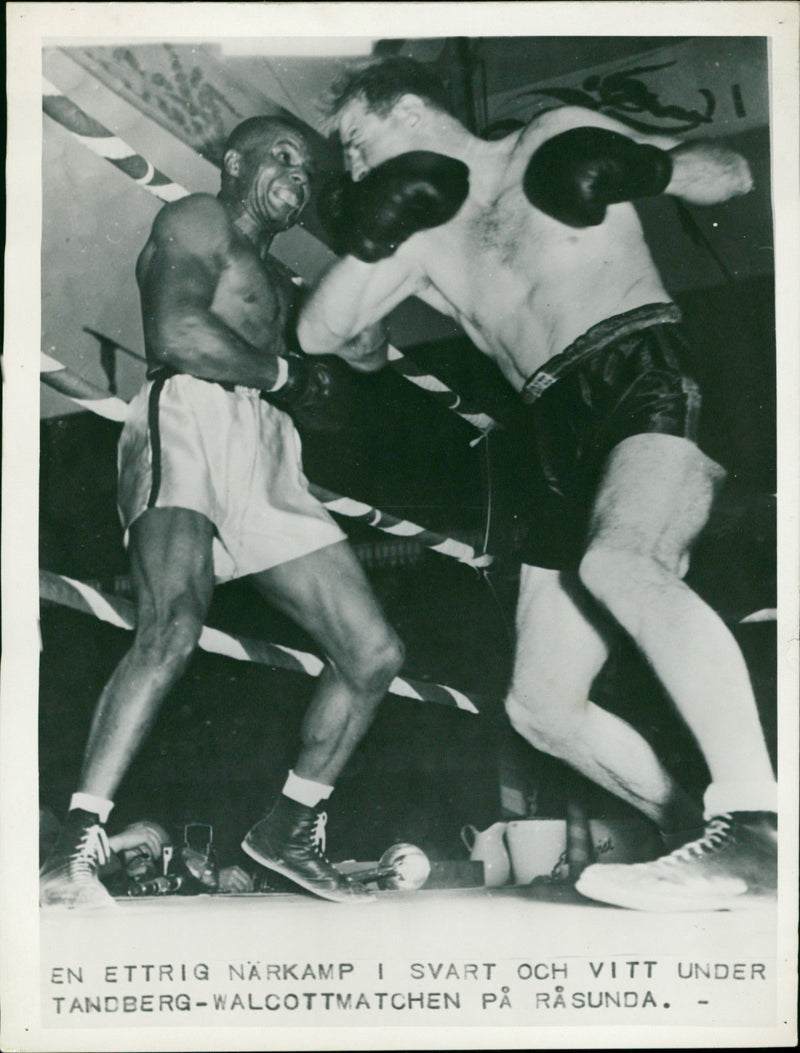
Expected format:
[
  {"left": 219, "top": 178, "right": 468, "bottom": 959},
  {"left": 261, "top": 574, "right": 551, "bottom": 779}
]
[
  {"left": 326, "top": 57, "right": 452, "bottom": 120},
  {"left": 223, "top": 115, "right": 310, "bottom": 159}
]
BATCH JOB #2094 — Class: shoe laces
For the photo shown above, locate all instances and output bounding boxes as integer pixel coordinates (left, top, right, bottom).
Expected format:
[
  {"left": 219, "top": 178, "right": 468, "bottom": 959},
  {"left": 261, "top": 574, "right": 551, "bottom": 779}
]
[
  {"left": 70, "top": 824, "right": 111, "bottom": 879},
  {"left": 662, "top": 814, "right": 733, "bottom": 866},
  {"left": 312, "top": 811, "right": 328, "bottom": 857}
]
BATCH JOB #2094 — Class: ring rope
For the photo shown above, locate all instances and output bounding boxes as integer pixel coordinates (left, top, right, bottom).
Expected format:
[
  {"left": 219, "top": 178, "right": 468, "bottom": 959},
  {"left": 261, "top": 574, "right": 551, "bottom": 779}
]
[
  {"left": 42, "top": 76, "right": 499, "bottom": 436},
  {"left": 40, "top": 353, "right": 130, "bottom": 422},
  {"left": 40, "top": 570, "right": 481, "bottom": 715},
  {"left": 40, "top": 354, "right": 495, "bottom": 570}
]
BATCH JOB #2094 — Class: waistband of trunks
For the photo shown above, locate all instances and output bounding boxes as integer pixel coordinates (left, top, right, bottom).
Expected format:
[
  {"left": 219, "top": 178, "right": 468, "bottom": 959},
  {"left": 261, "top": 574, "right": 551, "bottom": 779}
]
[
  {"left": 521, "top": 302, "right": 683, "bottom": 405},
  {"left": 146, "top": 365, "right": 261, "bottom": 397}
]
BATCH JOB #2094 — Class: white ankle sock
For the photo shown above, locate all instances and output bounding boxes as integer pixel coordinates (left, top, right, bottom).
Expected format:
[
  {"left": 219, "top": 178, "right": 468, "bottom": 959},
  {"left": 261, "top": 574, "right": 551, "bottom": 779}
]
[
  {"left": 703, "top": 781, "right": 778, "bottom": 819},
  {"left": 282, "top": 771, "right": 334, "bottom": 809},
  {"left": 70, "top": 792, "right": 114, "bottom": 824}
]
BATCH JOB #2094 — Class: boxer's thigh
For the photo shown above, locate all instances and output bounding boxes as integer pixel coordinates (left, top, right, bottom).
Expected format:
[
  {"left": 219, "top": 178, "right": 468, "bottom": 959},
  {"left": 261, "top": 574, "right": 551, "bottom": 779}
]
[
  {"left": 128, "top": 506, "right": 215, "bottom": 624},
  {"left": 588, "top": 432, "right": 726, "bottom": 574},
  {"left": 249, "top": 539, "right": 399, "bottom": 670}
]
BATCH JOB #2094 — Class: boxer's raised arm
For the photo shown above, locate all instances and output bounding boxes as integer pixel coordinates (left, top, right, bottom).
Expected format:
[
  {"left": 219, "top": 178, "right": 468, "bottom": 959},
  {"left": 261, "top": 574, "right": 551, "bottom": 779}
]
[
  {"left": 138, "top": 195, "right": 285, "bottom": 388},
  {"left": 523, "top": 107, "right": 753, "bottom": 224},
  {"left": 299, "top": 151, "right": 468, "bottom": 359}
]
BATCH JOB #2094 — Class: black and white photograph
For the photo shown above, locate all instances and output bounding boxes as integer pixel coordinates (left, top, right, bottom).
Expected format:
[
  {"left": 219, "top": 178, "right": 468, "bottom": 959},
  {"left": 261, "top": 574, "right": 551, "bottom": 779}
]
[{"left": 2, "top": 3, "right": 798, "bottom": 1050}]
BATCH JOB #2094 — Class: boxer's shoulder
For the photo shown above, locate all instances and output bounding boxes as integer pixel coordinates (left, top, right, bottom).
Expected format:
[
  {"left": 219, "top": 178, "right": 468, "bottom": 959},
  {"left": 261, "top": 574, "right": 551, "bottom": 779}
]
[
  {"left": 150, "top": 193, "right": 233, "bottom": 255},
  {"left": 516, "top": 106, "right": 609, "bottom": 158}
]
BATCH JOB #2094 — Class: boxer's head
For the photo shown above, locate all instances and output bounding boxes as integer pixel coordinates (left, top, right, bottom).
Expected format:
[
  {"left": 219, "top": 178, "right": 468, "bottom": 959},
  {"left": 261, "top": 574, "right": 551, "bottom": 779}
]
[
  {"left": 221, "top": 116, "right": 316, "bottom": 231},
  {"left": 326, "top": 58, "right": 453, "bottom": 181}
]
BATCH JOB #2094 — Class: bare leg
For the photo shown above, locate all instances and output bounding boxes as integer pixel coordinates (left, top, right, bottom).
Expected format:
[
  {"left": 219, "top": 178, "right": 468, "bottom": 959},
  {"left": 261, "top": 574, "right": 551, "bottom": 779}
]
[
  {"left": 567, "top": 434, "right": 778, "bottom": 911},
  {"left": 242, "top": 541, "right": 403, "bottom": 902},
  {"left": 79, "top": 508, "right": 215, "bottom": 799},
  {"left": 41, "top": 508, "right": 215, "bottom": 906},
  {"left": 578, "top": 433, "right": 775, "bottom": 800},
  {"left": 506, "top": 564, "right": 701, "bottom": 833},
  {"left": 249, "top": 540, "right": 404, "bottom": 785}
]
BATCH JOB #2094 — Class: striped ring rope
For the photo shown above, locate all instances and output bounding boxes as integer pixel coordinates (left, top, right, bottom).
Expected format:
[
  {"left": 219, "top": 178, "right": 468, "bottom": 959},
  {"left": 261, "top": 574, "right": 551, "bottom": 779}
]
[
  {"left": 40, "top": 352, "right": 129, "bottom": 422},
  {"left": 307, "top": 483, "right": 493, "bottom": 568},
  {"left": 40, "top": 570, "right": 481, "bottom": 715},
  {"left": 39, "top": 353, "right": 495, "bottom": 570},
  {"left": 42, "top": 76, "right": 499, "bottom": 436}
]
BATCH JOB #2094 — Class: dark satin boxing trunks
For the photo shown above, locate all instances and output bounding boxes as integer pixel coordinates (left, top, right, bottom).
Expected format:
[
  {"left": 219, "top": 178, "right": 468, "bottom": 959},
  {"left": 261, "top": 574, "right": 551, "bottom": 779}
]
[{"left": 518, "top": 302, "right": 707, "bottom": 569}]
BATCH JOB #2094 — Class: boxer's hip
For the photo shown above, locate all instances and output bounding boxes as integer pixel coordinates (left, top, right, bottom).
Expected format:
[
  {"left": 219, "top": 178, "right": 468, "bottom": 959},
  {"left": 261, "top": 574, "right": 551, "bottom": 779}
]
[
  {"left": 521, "top": 303, "right": 702, "bottom": 496},
  {"left": 117, "top": 372, "right": 344, "bottom": 581},
  {"left": 517, "top": 303, "right": 705, "bottom": 570}
]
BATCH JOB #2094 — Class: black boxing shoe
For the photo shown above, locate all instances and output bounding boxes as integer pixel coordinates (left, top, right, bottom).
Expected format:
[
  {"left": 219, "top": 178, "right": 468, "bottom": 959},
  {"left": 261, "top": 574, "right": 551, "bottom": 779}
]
[
  {"left": 242, "top": 796, "right": 373, "bottom": 903},
  {"left": 40, "top": 809, "right": 115, "bottom": 908},
  {"left": 575, "top": 811, "right": 777, "bottom": 912}
]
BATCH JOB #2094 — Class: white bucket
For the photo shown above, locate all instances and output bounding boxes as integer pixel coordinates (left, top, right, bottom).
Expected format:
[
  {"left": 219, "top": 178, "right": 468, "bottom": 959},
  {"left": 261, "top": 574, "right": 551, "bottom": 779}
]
[
  {"left": 505, "top": 819, "right": 568, "bottom": 884},
  {"left": 505, "top": 817, "right": 661, "bottom": 885}
]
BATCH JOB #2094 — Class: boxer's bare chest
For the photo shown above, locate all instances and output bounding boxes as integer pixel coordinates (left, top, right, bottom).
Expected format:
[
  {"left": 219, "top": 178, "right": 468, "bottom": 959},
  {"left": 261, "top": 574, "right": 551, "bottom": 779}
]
[
  {"left": 420, "top": 177, "right": 555, "bottom": 337},
  {"left": 463, "top": 185, "right": 538, "bottom": 268},
  {"left": 211, "top": 238, "right": 295, "bottom": 350}
]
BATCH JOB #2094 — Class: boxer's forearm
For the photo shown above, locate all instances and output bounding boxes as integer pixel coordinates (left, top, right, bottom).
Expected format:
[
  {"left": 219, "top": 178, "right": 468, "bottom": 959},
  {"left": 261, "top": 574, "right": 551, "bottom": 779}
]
[
  {"left": 666, "top": 141, "right": 753, "bottom": 205},
  {"left": 297, "top": 258, "right": 375, "bottom": 353},
  {"left": 150, "top": 309, "right": 284, "bottom": 389},
  {"left": 298, "top": 253, "right": 421, "bottom": 355}
]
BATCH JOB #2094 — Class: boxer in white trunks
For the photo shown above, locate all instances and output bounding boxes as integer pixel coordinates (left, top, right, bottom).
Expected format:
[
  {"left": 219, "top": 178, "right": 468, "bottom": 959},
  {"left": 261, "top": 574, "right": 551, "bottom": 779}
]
[
  {"left": 295, "top": 58, "right": 777, "bottom": 911},
  {"left": 40, "top": 116, "right": 404, "bottom": 907}
]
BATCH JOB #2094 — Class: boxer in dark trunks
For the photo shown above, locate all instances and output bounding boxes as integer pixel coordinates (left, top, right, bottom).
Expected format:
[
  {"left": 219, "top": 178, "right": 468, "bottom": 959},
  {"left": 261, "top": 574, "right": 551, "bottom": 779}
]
[
  {"left": 521, "top": 302, "right": 702, "bottom": 568},
  {"left": 294, "top": 58, "right": 777, "bottom": 911}
]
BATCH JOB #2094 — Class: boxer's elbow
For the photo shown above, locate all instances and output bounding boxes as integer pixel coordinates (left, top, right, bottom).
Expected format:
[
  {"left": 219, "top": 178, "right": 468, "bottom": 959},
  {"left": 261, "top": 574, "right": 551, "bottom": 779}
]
[
  {"left": 296, "top": 312, "right": 349, "bottom": 356},
  {"left": 148, "top": 310, "right": 208, "bottom": 370},
  {"left": 704, "top": 149, "right": 753, "bottom": 201},
  {"left": 667, "top": 142, "right": 754, "bottom": 205},
  {"left": 336, "top": 322, "right": 389, "bottom": 373}
]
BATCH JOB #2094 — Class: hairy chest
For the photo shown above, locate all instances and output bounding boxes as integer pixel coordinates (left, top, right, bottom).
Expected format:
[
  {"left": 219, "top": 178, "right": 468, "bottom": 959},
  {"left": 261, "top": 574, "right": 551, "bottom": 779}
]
[
  {"left": 465, "top": 192, "right": 531, "bottom": 265},
  {"left": 426, "top": 188, "right": 557, "bottom": 312}
]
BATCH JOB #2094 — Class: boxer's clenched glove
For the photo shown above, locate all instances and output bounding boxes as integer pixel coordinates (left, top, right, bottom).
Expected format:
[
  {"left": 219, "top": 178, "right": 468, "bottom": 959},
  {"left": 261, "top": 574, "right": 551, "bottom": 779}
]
[
  {"left": 318, "top": 151, "right": 470, "bottom": 262},
  {"left": 261, "top": 352, "right": 355, "bottom": 432},
  {"left": 523, "top": 127, "right": 673, "bottom": 228}
]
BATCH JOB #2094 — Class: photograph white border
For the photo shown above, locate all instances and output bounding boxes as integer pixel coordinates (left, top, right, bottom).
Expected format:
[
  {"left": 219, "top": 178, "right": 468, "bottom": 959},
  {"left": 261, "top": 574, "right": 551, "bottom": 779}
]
[{"left": 3, "top": 3, "right": 798, "bottom": 1049}]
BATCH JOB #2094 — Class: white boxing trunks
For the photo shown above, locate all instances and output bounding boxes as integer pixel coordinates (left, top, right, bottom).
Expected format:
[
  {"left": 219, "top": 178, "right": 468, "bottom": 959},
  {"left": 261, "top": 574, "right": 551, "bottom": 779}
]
[{"left": 117, "top": 372, "right": 345, "bottom": 582}]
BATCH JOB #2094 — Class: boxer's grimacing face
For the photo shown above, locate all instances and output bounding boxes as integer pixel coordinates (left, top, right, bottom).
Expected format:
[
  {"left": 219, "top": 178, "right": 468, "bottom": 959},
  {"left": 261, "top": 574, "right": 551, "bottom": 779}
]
[
  {"left": 338, "top": 97, "right": 419, "bottom": 181},
  {"left": 240, "top": 125, "right": 316, "bottom": 231}
]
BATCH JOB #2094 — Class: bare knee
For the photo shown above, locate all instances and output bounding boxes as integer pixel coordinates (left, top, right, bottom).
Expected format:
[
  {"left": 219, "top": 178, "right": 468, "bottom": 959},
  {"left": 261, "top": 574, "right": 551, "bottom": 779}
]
[
  {"left": 579, "top": 545, "right": 626, "bottom": 600},
  {"left": 505, "top": 691, "right": 581, "bottom": 761},
  {"left": 341, "top": 624, "right": 405, "bottom": 695},
  {"left": 132, "top": 601, "right": 204, "bottom": 670},
  {"left": 579, "top": 542, "right": 680, "bottom": 601}
]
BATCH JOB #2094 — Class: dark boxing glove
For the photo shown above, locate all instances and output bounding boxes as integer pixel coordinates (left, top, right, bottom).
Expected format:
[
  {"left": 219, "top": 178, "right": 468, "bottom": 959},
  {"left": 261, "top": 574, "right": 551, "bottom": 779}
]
[
  {"left": 523, "top": 126, "right": 673, "bottom": 228},
  {"left": 261, "top": 352, "right": 355, "bottom": 433},
  {"left": 318, "top": 151, "right": 470, "bottom": 262}
]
